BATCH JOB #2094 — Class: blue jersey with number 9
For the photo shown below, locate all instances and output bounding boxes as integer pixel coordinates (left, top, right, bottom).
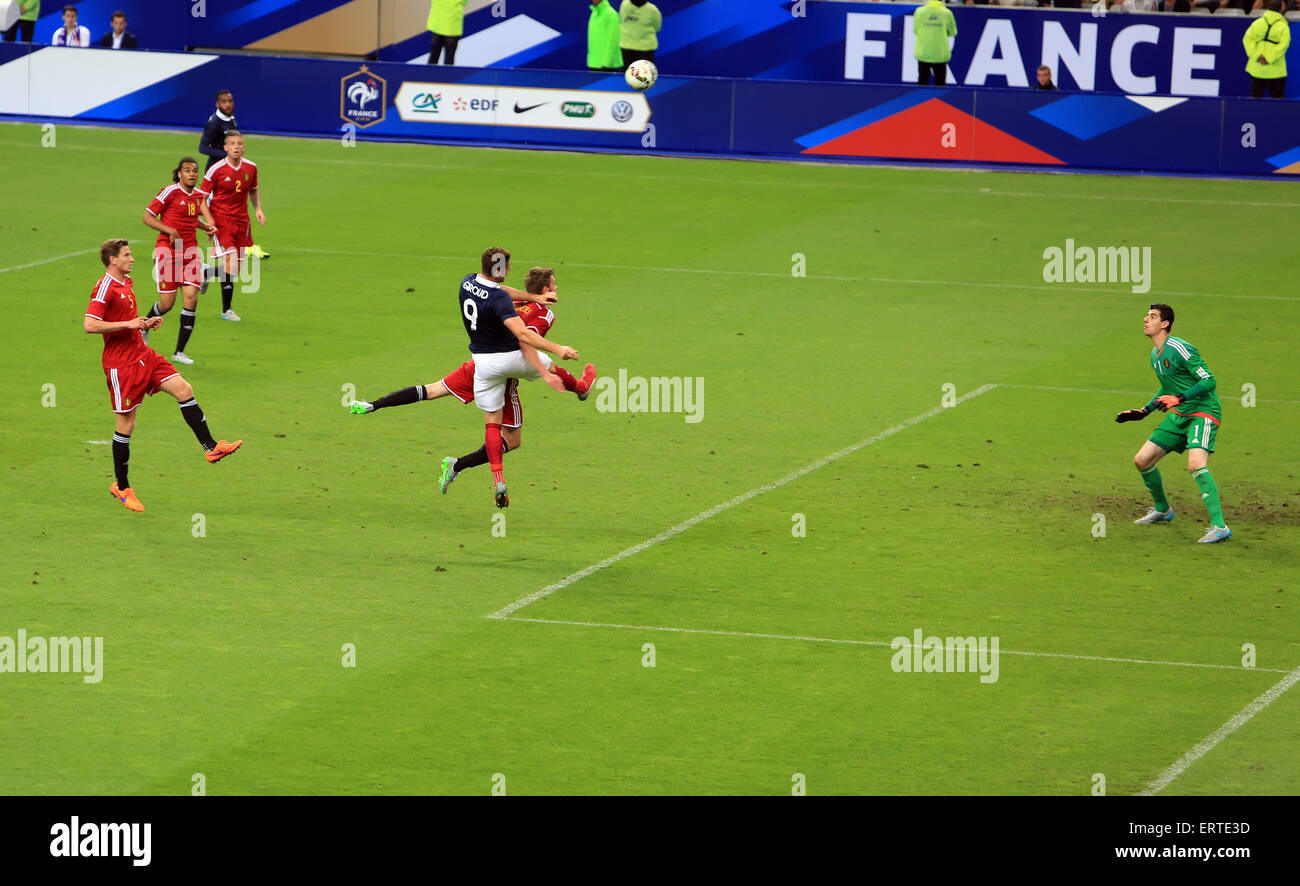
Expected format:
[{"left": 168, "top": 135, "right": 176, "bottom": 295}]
[{"left": 459, "top": 273, "right": 519, "bottom": 354}]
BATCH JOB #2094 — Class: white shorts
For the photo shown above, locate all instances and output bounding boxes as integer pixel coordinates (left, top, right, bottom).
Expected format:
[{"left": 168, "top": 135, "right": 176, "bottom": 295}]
[{"left": 472, "top": 349, "right": 552, "bottom": 413}]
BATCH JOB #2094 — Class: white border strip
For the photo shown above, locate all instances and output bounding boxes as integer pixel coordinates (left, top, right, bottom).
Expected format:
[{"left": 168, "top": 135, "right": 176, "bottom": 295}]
[{"left": 487, "top": 385, "right": 998, "bottom": 619}]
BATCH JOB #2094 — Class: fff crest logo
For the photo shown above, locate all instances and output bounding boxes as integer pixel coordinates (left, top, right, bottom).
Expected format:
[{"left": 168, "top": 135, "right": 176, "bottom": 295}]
[{"left": 341, "top": 65, "right": 386, "bottom": 129}]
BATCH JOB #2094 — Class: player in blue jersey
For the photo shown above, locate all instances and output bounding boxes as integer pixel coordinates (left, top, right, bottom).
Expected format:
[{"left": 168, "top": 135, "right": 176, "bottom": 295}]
[{"left": 463, "top": 246, "right": 581, "bottom": 507}]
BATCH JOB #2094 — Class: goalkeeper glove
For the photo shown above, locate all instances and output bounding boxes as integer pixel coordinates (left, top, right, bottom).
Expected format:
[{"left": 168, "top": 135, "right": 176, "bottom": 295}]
[
  {"left": 1115, "top": 408, "right": 1148, "bottom": 423},
  {"left": 1154, "top": 394, "right": 1182, "bottom": 412}
]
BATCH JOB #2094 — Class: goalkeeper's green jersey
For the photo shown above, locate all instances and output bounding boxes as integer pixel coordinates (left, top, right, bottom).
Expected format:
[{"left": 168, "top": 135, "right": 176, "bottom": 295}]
[{"left": 1148, "top": 336, "right": 1221, "bottom": 420}]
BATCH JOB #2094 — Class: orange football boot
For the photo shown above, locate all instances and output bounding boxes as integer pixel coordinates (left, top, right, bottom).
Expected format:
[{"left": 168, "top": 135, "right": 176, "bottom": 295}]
[
  {"left": 205, "top": 439, "right": 244, "bottom": 463},
  {"left": 109, "top": 482, "right": 145, "bottom": 512}
]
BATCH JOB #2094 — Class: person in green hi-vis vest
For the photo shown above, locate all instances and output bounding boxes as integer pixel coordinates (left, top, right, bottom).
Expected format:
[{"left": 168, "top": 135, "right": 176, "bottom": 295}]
[
  {"left": 3, "top": 0, "right": 40, "bottom": 43},
  {"left": 588, "top": 0, "right": 622, "bottom": 73},
  {"left": 619, "top": 0, "right": 662, "bottom": 68},
  {"left": 1243, "top": 0, "right": 1290, "bottom": 99},
  {"left": 427, "top": 0, "right": 466, "bottom": 66},
  {"left": 913, "top": 0, "right": 957, "bottom": 86}
]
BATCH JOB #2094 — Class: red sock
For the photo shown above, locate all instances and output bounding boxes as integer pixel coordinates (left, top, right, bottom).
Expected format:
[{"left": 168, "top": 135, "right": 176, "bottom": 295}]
[
  {"left": 551, "top": 365, "right": 579, "bottom": 392},
  {"left": 485, "top": 422, "right": 504, "bottom": 481}
]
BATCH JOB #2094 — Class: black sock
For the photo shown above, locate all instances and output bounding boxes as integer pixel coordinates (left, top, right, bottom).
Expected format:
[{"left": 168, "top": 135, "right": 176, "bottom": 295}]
[
  {"left": 147, "top": 302, "right": 163, "bottom": 318},
  {"left": 220, "top": 278, "right": 233, "bottom": 313},
  {"left": 372, "top": 386, "right": 425, "bottom": 410},
  {"left": 112, "top": 432, "right": 131, "bottom": 488},
  {"left": 176, "top": 309, "right": 196, "bottom": 353},
  {"left": 454, "top": 439, "right": 508, "bottom": 472},
  {"left": 179, "top": 398, "right": 218, "bottom": 450}
]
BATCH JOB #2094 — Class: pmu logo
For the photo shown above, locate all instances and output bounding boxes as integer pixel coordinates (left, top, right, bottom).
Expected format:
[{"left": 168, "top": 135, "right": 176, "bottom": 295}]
[{"left": 341, "top": 65, "right": 387, "bottom": 128}]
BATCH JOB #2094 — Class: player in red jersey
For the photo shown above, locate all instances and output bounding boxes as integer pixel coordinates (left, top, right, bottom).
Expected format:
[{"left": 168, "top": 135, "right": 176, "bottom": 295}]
[
  {"left": 84, "top": 239, "right": 244, "bottom": 512},
  {"left": 142, "top": 157, "right": 217, "bottom": 365},
  {"left": 196, "top": 130, "right": 264, "bottom": 322},
  {"left": 347, "top": 266, "right": 596, "bottom": 495}
]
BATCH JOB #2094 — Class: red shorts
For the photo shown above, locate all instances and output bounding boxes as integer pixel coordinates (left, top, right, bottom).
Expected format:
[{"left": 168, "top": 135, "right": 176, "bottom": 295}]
[
  {"left": 442, "top": 360, "right": 522, "bottom": 428},
  {"left": 153, "top": 237, "right": 204, "bottom": 293},
  {"left": 211, "top": 214, "right": 252, "bottom": 257},
  {"left": 104, "top": 350, "right": 179, "bottom": 413}
]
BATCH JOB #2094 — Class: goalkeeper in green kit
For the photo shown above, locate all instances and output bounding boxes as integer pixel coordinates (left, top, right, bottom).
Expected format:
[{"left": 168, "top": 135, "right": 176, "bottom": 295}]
[{"left": 1116, "top": 304, "right": 1230, "bottom": 543}]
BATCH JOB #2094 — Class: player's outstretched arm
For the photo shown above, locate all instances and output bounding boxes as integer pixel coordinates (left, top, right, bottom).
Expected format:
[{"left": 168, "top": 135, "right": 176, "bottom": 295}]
[
  {"left": 504, "top": 316, "right": 577, "bottom": 360},
  {"left": 84, "top": 315, "right": 159, "bottom": 335},
  {"left": 519, "top": 342, "right": 566, "bottom": 393},
  {"left": 502, "top": 283, "right": 556, "bottom": 305},
  {"left": 250, "top": 188, "right": 265, "bottom": 225}
]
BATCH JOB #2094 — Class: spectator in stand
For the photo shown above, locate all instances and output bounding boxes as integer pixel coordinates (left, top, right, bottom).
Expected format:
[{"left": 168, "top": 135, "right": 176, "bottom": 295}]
[
  {"left": 1244, "top": 0, "right": 1290, "bottom": 98},
  {"left": 99, "top": 10, "right": 135, "bottom": 48},
  {"left": 914, "top": 0, "right": 957, "bottom": 86},
  {"left": 51, "top": 4, "right": 89, "bottom": 46},
  {"left": 1110, "top": 0, "right": 1157, "bottom": 11},
  {"left": 619, "top": 0, "right": 661, "bottom": 68},
  {"left": 3, "top": 0, "right": 39, "bottom": 43},
  {"left": 588, "top": 0, "right": 622, "bottom": 73},
  {"left": 1164, "top": 0, "right": 1192, "bottom": 12},
  {"left": 1033, "top": 65, "right": 1056, "bottom": 90},
  {"left": 427, "top": 0, "right": 465, "bottom": 65}
]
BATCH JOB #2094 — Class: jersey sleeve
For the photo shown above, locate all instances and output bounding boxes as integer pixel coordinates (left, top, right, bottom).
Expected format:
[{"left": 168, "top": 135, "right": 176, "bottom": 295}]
[
  {"left": 250, "top": 165, "right": 258, "bottom": 190},
  {"left": 196, "top": 167, "right": 216, "bottom": 198},
  {"left": 489, "top": 291, "right": 519, "bottom": 324},
  {"left": 86, "top": 281, "right": 110, "bottom": 320},
  {"left": 146, "top": 189, "right": 167, "bottom": 218},
  {"left": 1183, "top": 345, "right": 1213, "bottom": 383}
]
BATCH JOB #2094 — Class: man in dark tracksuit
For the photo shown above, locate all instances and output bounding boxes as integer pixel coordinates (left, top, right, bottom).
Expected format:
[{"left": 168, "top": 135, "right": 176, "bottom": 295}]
[{"left": 199, "top": 91, "right": 268, "bottom": 259}]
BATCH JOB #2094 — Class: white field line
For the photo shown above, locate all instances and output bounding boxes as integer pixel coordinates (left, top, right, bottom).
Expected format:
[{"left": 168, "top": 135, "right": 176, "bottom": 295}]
[
  {"left": 2, "top": 129, "right": 1295, "bottom": 207},
  {"left": 0, "top": 239, "right": 146, "bottom": 275},
  {"left": 276, "top": 247, "right": 1294, "bottom": 302},
  {"left": 498, "top": 616, "right": 1291, "bottom": 675},
  {"left": 1001, "top": 383, "right": 1300, "bottom": 406},
  {"left": 487, "top": 384, "right": 998, "bottom": 619},
  {"left": 1139, "top": 663, "right": 1300, "bottom": 795}
]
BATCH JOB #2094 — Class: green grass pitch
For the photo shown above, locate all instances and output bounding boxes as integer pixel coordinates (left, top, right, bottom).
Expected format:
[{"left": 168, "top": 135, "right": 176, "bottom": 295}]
[{"left": 1, "top": 121, "right": 1297, "bottom": 795}]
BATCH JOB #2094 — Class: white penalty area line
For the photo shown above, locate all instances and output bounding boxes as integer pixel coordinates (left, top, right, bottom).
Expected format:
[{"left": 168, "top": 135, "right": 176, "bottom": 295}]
[
  {"left": 487, "top": 384, "right": 999, "bottom": 619},
  {"left": 496, "top": 616, "right": 1290, "bottom": 675},
  {"left": 1139, "top": 662, "right": 1300, "bottom": 795}
]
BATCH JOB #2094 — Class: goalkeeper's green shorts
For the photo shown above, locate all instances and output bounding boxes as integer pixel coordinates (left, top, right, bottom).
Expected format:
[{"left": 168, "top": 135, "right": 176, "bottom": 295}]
[{"left": 1149, "top": 411, "right": 1219, "bottom": 454}]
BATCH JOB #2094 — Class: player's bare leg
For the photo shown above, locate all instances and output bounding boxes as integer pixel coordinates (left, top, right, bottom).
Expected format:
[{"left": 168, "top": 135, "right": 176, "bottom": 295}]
[
  {"left": 1187, "top": 446, "right": 1230, "bottom": 542},
  {"left": 158, "top": 375, "right": 243, "bottom": 462},
  {"left": 108, "top": 408, "right": 144, "bottom": 511},
  {"left": 1133, "top": 440, "right": 1173, "bottom": 524},
  {"left": 171, "top": 284, "right": 199, "bottom": 364},
  {"left": 350, "top": 381, "right": 450, "bottom": 414}
]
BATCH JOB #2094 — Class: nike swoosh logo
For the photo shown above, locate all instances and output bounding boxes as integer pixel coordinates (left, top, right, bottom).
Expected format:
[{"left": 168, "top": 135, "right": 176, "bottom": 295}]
[{"left": 513, "top": 101, "right": 548, "bottom": 113}]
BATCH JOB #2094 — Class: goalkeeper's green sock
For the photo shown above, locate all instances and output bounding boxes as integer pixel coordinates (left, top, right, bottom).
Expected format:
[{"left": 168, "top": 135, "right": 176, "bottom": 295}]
[
  {"left": 1138, "top": 465, "right": 1170, "bottom": 512},
  {"left": 1191, "top": 466, "right": 1225, "bottom": 526}
]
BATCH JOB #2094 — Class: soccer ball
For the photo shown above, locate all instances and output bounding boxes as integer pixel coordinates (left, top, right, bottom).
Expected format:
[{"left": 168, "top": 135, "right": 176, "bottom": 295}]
[{"left": 625, "top": 59, "right": 658, "bottom": 91}]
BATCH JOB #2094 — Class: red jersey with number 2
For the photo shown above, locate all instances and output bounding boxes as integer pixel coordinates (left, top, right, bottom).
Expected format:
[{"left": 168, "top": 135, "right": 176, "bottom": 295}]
[{"left": 198, "top": 157, "right": 257, "bottom": 222}]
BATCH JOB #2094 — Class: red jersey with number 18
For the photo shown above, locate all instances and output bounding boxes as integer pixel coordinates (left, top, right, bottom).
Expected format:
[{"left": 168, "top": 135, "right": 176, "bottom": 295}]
[
  {"left": 146, "top": 183, "right": 203, "bottom": 247},
  {"left": 85, "top": 272, "right": 147, "bottom": 366},
  {"left": 198, "top": 157, "right": 257, "bottom": 222}
]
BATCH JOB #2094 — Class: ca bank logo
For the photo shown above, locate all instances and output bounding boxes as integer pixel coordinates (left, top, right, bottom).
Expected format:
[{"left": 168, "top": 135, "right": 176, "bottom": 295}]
[
  {"left": 341, "top": 66, "right": 387, "bottom": 128},
  {"left": 610, "top": 100, "right": 634, "bottom": 123}
]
